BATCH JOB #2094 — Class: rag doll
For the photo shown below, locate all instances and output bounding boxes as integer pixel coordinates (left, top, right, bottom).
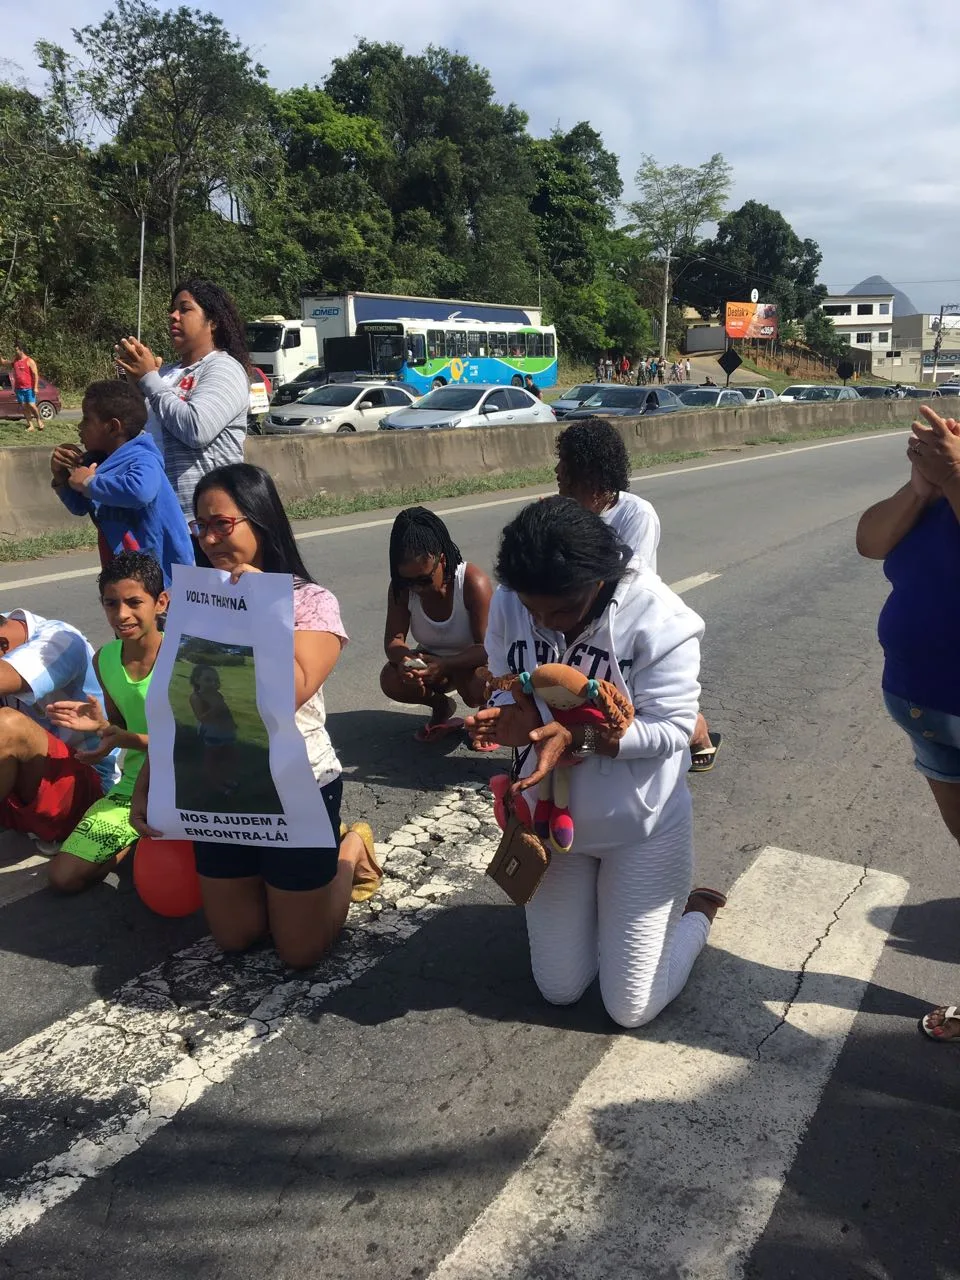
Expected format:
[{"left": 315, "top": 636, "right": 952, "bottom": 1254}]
[{"left": 486, "top": 663, "right": 634, "bottom": 853}]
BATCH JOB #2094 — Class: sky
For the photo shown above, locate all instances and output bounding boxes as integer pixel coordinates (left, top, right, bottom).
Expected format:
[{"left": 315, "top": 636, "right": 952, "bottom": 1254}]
[{"left": 5, "top": 0, "right": 958, "bottom": 315}]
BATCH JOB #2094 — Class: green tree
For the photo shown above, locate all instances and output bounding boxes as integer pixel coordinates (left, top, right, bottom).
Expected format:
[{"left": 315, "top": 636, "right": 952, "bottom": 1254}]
[
  {"left": 679, "top": 200, "right": 827, "bottom": 321},
  {"left": 801, "top": 308, "right": 847, "bottom": 360},
  {"left": 61, "top": 0, "right": 269, "bottom": 287},
  {"left": 625, "top": 153, "right": 732, "bottom": 357}
]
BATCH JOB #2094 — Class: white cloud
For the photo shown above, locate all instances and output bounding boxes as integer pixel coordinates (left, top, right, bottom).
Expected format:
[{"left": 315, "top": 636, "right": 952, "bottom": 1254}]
[{"left": 7, "top": 0, "right": 959, "bottom": 311}]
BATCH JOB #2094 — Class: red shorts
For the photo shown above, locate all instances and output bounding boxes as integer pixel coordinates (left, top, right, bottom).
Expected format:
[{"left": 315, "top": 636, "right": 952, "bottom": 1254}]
[{"left": 0, "top": 731, "right": 104, "bottom": 843}]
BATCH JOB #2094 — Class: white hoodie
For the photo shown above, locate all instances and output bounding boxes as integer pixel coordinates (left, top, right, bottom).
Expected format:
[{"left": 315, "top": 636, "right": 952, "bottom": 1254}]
[{"left": 485, "top": 560, "right": 703, "bottom": 853}]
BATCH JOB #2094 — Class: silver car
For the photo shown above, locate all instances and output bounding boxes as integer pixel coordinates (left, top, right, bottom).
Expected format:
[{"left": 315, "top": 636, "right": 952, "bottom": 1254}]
[
  {"left": 738, "top": 386, "right": 780, "bottom": 405},
  {"left": 552, "top": 383, "right": 605, "bottom": 419},
  {"left": 380, "top": 383, "right": 556, "bottom": 430},
  {"left": 793, "top": 385, "right": 862, "bottom": 402},
  {"left": 676, "top": 388, "right": 747, "bottom": 409},
  {"left": 263, "top": 382, "right": 417, "bottom": 434}
]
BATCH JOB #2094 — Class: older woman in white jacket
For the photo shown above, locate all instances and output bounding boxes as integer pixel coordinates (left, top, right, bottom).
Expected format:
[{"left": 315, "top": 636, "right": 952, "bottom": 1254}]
[{"left": 468, "top": 496, "right": 725, "bottom": 1028}]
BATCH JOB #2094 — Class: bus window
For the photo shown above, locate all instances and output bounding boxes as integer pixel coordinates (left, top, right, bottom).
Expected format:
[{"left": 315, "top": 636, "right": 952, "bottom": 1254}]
[
  {"left": 544, "top": 332, "right": 556, "bottom": 358},
  {"left": 526, "top": 332, "right": 545, "bottom": 359},
  {"left": 489, "top": 331, "right": 507, "bottom": 357},
  {"left": 467, "top": 331, "right": 485, "bottom": 357},
  {"left": 427, "top": 329, "right": 445, "bottom": 361},
  {"left": 508, "top": 333, "right": 525, "bottom": 358},
  {"left": 407, "top": 333, "right": 426, "bottom": 365},
  {"left": 445, "top": 330, "right": 467, "bottom": 359}
]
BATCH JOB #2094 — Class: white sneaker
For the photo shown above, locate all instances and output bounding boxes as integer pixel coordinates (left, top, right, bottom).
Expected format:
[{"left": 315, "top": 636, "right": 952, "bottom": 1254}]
[{"left": 28, "top": 834, "right": 61, "bottom": 856}]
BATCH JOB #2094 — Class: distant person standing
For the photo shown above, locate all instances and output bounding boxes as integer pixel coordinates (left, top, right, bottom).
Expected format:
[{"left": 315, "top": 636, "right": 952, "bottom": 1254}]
[
  {"left": 619, "top": 355, "right": 631, "bottom": 383},
  {"left": 524, "top": 374, "right": 542, "bottom": 400},
  {"left": 595, "top": 359, "right": 605, "bottom": 382},
  {"left": 1, "top": 344, "right": 44, "bottom": 432},
  {"left": 112, "top": 278, "right": 250, "bottom": 566},
  {"left": 684, "top": 358, "right": 692, "bottom": 382},
  {"left": 636, "top": 359, "right": 647, "bottom": 386},
  {"left": 657, "top": 360, "right": 665, "bottom": 384},
  {"left": 604, "top": 356, "right": 614, "bottom": 382}
]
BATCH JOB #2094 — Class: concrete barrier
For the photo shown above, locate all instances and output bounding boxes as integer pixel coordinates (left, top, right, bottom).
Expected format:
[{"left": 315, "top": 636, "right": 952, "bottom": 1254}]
[{"left": 1, "top": 399, "right": 914, "bottom": 541}]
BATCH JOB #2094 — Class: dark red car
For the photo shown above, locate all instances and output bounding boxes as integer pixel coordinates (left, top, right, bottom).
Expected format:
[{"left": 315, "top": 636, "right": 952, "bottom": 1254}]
[{"left": 0, "top": 371, "right": 62, "bottom": 421}]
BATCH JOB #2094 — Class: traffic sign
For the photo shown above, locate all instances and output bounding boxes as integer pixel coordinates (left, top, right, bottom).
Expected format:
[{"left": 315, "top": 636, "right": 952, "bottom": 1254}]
[{"left": 717, "top": 348, "right": 742, "bottom": 386}]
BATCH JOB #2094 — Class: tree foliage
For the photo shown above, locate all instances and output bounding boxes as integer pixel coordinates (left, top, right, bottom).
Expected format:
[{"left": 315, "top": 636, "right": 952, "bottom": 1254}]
[
  {"left": 0, "top": 20, "right": 830, "bottom": 387},
  {"left": 678, "top": 200, "right": 827, "bottom": 321}
]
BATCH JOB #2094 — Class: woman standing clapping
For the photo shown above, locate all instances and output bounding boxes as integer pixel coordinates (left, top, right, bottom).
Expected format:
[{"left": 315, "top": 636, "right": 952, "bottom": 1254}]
[{"left": 113, "top": 278, "right": 251, "bottom": 564}]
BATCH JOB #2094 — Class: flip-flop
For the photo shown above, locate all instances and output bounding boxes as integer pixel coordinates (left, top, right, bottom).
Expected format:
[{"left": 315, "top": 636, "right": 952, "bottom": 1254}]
[
  {"left": 919, "top": 1004, "right": 960, "bottom": 1042},
  {"left": 341, "top": 820, "right": 383, "bottom": 903},
  {"left": 414, "top": 717, "right": 465, "bottom": 743},
  {"left": 689, "top": 730, "right": 723, "bottom": 773},
  {"left": 684, "top": 886, "right": 728, "bottom": 917}
]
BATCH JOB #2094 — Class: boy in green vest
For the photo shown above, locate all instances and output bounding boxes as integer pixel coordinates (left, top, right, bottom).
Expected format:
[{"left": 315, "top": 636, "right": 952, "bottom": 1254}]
[{"left": 46, "top": 551, "right": 168, "bottom": 893}]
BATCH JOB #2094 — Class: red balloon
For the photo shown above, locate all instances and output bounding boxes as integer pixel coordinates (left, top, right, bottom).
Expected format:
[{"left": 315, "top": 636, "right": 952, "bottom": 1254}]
[{"left": 134, "top": 838, "right": 202, "bottom": 917}]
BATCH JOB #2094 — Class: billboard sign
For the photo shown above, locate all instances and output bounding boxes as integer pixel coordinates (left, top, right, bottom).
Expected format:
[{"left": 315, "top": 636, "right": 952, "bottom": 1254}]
[{"left": 725, "top": 301, "right": 779, "bottom": 340}]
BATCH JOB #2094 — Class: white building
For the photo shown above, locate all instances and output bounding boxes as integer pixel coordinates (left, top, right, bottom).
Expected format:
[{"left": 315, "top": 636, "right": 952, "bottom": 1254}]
[{"left": 819, "top": 291, "right": 896, "bottom": 357}]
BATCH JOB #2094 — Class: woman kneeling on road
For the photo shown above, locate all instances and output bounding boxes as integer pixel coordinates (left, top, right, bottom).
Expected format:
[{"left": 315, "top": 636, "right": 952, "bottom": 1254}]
[
  {"left": 131, "top": 463, "right": 381, "bottom": 969},
  {"left": 467, "top": 497, "right": 725, "bottom": 1027},
  {"left": 380, "top": 506, "right": 494, "bottom": 745}
]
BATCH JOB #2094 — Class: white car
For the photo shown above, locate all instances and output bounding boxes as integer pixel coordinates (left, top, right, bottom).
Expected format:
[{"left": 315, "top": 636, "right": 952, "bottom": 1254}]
[
  {"left": 380, "top": 383, "right": 556, "bottom": 431},
  {"left": 676, "top": 388, "right": 747, "bottom": 409},
  {"left": 779, "top": 384, "right": 817, "bottom": 402},
  {"left": 738, "top": 386, "right": 780, "bottom": 406},
  {"left": 263, "top": 382, "right": 417, "bottom": 434}
]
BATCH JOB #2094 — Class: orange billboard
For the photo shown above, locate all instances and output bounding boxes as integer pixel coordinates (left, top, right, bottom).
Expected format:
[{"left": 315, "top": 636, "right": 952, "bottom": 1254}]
[{"left": 725, "top": 301, "right": 778, "bottom": 340}]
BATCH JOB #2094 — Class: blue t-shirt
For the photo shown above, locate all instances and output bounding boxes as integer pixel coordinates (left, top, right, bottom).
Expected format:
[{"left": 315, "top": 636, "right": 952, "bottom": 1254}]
[{"left": 877, "top": 497, "right": 960, "bottom": 714}]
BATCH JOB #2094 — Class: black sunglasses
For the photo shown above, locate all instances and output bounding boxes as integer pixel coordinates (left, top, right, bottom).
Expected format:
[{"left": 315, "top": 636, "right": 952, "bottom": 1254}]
[{"left": 398, "top": 556, "right": 442, "bottom": 588}]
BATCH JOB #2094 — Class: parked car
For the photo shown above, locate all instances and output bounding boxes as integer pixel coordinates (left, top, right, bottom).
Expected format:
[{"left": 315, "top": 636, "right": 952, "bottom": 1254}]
[
  {"left": 0, "top": 372, "right": 62, "bottom": 421},
  {"left": 793, "top": 385, "right": 861, "bottom": 402},
  {"left": 263, "top": 382, "right": 417, "bottom": 434},
  {"left": 737, "top": 386, "right": 780, "bottom": 405},
  {"left": 380, "top": 383, "right": 555, "bottom": 430},
  {"left": 855, "top": 385, "right": 899, "bottom": 400},
  {"left": 937, "top": 384, "right": 960, "bottom": 397},
  {"left": 270, "top": 364, "right": 329, "bottom": 407},
  {"left": 563, "top": 386, "right": 683, "bottom": 419},
  {"left": 551, "top": 383, "right": 605, "bottom": 419},
  {"left": 903, "top": 386, "right": 942, "bottom": 398},
  {"left": 778, "top": 384, "right": 820, "bottom": 402},
  {"left": 677, "top": 388, "right": 747, "bottom": 409}
]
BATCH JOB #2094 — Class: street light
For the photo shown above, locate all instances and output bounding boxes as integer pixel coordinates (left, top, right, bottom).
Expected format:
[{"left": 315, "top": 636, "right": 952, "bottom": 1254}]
[{"left": 658, "top": 255, "right": 706, "bottom": 362}]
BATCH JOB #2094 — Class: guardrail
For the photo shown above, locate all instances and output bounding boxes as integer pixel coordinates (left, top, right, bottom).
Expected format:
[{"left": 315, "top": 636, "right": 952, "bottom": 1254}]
[{"left": 0, "top": 399, "right": 915, "bottom": 542}]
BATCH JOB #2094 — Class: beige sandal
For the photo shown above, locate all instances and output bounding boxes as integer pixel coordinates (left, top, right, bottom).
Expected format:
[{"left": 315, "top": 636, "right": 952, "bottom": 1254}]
[{"left": 341, "top": 821, "right": 383, "bottom": 903}]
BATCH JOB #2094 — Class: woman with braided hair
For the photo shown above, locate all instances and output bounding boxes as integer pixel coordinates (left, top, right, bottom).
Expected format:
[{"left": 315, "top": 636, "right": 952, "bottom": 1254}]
[
  {"left": 466, "top": 496, "right": 726, "bottom": 1028},
  {"left": 380, "top": 506, "right": 494, "bottom": 744}
]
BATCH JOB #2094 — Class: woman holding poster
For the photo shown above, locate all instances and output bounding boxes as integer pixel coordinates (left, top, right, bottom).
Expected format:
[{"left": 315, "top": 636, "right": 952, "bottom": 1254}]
[{"left": 131, "top": 463, "right": 382, "bottom": 969}]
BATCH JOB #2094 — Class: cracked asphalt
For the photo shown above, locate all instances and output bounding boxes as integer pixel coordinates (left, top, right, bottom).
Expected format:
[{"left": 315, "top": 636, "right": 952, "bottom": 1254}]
[{"left": 1, "top": 430, "right": 959, "bottom": 1278}]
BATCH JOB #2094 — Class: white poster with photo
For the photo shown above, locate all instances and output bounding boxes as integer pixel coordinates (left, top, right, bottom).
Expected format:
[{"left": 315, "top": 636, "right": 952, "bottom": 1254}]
[{"left": 145, "top": 564, "right": 334, "bottom": 849}]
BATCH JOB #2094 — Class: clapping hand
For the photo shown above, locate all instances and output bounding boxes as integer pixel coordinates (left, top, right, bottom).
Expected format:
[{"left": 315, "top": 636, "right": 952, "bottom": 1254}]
[
  {"left": 75, "top": 724, "right": 124, "bottom": 765},
  {"left": 908, "top": 406, "right": 960, "bottom": 491},
  {"left": 114, "top": 336, "right": 161, "bottom": 381},
  {"left": 50, "top": 443, "right": 82, "bottom": 482},
  {"left": 46, "top": 695, "right": 108, "bottom": 734}
]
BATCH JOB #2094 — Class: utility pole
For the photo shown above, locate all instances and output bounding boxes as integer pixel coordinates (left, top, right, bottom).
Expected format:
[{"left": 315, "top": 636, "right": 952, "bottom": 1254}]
[{"left": 659, "top": 244, "right": 672, "bottom": 362}]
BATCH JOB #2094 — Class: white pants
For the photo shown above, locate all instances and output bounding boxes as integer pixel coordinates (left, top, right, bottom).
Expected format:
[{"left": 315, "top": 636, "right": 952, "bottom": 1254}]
[{"left": 524, "top": 788, "right": 710, "bottom": 1028}]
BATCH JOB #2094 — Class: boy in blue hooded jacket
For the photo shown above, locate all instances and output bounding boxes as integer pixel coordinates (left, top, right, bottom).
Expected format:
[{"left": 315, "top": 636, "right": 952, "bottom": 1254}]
[{"left": 51, "top": 380, "right": 194, "bottom": 586}]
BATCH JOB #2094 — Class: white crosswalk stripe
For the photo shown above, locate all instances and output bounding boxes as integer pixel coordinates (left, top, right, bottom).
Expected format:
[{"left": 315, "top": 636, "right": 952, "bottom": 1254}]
[{"left": 428, "top": 848, "right": 908, "bottom": 1280}]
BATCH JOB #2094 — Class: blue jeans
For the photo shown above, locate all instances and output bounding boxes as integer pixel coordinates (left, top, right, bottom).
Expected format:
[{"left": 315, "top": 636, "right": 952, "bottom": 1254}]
[{"left": 883, "top": 692, "right": 960, "bottom": 783}]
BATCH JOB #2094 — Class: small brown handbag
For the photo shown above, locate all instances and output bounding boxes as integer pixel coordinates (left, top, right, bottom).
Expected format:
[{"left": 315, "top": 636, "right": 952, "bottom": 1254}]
[{"left": 486, "top": 811, "right": 551, "bottom": 907}]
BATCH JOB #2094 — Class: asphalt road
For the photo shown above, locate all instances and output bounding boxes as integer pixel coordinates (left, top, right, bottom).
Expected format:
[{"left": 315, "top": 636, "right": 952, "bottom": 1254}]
[{"left": 1, "top": 427, "right": 958, "bottom": 1279}]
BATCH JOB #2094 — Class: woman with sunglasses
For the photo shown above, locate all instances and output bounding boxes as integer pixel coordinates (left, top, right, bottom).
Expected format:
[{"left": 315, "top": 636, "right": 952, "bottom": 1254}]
[
  {"left": 130, "top": 463, "right": 381, "bottom": 968},
  {"left": 380, "top": 506, "right": 494, "bottom": 744},
  {"left": 467, "top": 497, "right": 725, "bottom": 1028}
]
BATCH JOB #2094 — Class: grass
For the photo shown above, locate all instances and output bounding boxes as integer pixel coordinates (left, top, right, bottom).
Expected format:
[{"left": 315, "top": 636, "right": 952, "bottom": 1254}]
[
  {"left": 0, "top": 417, "right": 79, "bottom": 448},
  {"left": 734, "top": 357, "right": 855, "bottom": 395}
]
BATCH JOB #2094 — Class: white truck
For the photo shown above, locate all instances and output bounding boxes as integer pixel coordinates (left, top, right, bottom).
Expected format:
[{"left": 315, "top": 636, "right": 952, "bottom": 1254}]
[{"left": 245, "top": 315, "right": 320, "bottom": 388}]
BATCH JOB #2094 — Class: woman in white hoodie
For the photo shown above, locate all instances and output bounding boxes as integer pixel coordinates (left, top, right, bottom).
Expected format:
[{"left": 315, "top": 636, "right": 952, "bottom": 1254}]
[{"left": 467, "top": 497, "right": 725, "bottom": 1028}]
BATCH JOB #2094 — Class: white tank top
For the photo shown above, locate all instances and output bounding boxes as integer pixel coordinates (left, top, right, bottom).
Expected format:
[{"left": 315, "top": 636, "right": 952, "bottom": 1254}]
[{"left": 409, "top": 561, "right": 475, "bottom": 657}]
